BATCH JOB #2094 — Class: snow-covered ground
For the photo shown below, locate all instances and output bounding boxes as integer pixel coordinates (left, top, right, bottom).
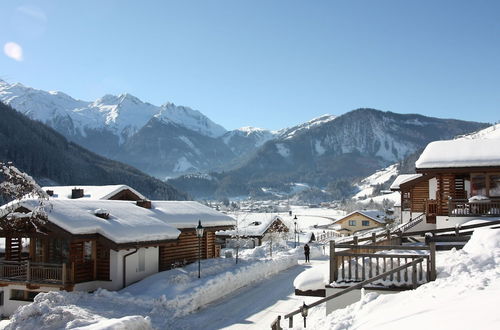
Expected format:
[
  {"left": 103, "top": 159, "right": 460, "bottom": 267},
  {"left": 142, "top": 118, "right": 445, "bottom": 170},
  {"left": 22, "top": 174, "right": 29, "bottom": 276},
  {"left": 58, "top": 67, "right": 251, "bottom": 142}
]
[
  {"left": 296, "top": 228, "right": 500, "bottom": 329},
  {"left": 2, "top": 244, "right": 300, "bottom": 329}
]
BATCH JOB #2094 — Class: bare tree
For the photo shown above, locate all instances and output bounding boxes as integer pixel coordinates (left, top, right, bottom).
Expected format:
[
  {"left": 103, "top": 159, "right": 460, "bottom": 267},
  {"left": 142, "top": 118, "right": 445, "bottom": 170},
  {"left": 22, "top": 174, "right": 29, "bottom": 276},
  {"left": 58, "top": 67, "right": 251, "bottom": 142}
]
[{"left": 0, "top": 162, "right": 50, "bottom": 232}]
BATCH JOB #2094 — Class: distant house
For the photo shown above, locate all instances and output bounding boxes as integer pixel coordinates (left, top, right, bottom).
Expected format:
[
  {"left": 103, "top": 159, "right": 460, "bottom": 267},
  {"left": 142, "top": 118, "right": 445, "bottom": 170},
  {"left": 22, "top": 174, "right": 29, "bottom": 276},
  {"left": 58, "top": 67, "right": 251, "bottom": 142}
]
[
  {"left": 390, "top": 138, "right": 500, "bottom": 231},
  {"left": 329, "top": 210, "right": 386, "bottom": 235},
  {"left": 42, "top": 185, "right": 146, "bottom": 201},
  {"left": 216, "top": 215, "right": 289, "bottom": 247},
  {"left": 0, "top": 185, "right": 235, "bottom": 317}
]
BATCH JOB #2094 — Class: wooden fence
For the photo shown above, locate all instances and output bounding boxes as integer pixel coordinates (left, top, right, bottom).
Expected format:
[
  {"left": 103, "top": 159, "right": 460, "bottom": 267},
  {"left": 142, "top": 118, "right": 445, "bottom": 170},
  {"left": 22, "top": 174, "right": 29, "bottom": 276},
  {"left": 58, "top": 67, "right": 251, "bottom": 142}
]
[
  {"left": 0, "top": 261, "right": 66, "bottom": 285},
  {"left": 330, "top": 243, "right": 435, "bottom": 286},
  {"left": 283, "top": 258, "right": 426, "bottom": 328},
  {"left": 448, "top": 199, "right": 500, "bottom": 217}
]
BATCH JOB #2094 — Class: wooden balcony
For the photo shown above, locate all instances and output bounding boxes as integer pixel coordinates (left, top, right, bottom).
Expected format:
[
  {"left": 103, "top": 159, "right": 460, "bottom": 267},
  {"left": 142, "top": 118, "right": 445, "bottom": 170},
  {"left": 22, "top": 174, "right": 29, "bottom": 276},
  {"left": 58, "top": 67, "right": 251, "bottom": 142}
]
[
  {"left": 0, "top": 260, "right": 69, "bottom": 286},
  {"left": 448, "top": 199, "right": 500, "bottom": 217}
]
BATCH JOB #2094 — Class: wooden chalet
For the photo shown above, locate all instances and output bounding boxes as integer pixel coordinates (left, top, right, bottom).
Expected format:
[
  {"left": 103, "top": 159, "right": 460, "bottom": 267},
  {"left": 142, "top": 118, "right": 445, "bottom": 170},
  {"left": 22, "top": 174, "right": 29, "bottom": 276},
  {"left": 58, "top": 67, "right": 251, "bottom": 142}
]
[
  {"left": 391, "top": 138, "right": 500, "bottom": 231},
  {"left": 329, "top": 210, "right": 387, "bottom": 236},
  {"left": 0, "top": 186, "right": 235, "bottom": 316},
  {"left": 216, "top": 215, "right": 289, "bottom": 247}
]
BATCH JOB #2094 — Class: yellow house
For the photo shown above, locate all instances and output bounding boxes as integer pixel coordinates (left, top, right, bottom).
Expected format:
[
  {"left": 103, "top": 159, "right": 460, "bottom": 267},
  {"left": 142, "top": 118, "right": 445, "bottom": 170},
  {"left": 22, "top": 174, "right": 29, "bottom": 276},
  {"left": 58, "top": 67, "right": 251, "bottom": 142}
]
[{"left": 332, "top": 210, "right": 386, "bottom": 235}]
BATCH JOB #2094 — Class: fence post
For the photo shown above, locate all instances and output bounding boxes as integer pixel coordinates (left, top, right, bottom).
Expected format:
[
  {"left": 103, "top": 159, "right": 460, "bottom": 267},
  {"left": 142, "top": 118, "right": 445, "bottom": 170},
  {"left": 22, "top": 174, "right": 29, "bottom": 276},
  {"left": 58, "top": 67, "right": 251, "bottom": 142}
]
[
  {"left": 429, "top": 241, "right": 436, "bottom": 281},
  {"left": 62, "top": 263, "right": 67, "bottom": 286},
  {"left": 289, "top": 315, "right": 293, "bottom": 328},
  {"left": 371, "top": 232, "right": 376, "bottom": 244},
  {"left": 412, "top": 262, "right": 417, "bottom": 289},
  {"left": 454, "top": 224, "right": 460, "bottom": 236},
  {"left": 270, "top": 315, "right": 281, "bottom": 330},
  {"left": 353, "top": 236, "right": 358, "bottom": 245},
  {"left": 329, "top": 241, "right": 337, "bottom": 283},
  {"left": 386, "top": 229, "right": 391, "bottom": 243},
  {"left": 26, "top": 261, "right": 31, "bottom": 283}
]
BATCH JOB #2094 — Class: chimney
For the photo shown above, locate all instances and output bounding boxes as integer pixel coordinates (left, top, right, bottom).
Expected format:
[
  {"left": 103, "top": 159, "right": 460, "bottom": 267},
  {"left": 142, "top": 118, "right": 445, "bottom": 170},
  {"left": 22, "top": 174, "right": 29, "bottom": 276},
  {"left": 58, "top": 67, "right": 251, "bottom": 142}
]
[
  {"left": 94, "top": 209, "right": 110, "bottom": 220},
  {"left": 46, "top": 190, "right": 54, "bottom": 197},
  {"left": 136, "top": 199, "right": 152, "bottom": 209},
  {"left": 71, "top": 188, "right": 84, "bottom": 199}
]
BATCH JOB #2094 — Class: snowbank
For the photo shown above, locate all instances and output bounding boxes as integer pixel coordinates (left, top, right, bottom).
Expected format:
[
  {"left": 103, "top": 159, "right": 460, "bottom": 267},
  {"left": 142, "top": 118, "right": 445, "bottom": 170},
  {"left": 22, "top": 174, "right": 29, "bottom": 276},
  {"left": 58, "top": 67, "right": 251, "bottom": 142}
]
[
  {"left": 293, "top": 262, "right": 329, "bottom": 291},
  {"left": 5, "top": 247, "right": 298, "bottom": 329},
  {"left": 305, "top": 228, "right": 500, "bottom": 329}
]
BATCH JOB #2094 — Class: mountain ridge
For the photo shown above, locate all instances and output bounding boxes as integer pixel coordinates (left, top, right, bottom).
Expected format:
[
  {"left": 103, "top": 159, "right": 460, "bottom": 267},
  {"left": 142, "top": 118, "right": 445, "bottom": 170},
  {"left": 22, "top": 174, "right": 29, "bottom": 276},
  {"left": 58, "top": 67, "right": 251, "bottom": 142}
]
[{"left": 0, "top": 101, "right": 188, "bottom": 200}]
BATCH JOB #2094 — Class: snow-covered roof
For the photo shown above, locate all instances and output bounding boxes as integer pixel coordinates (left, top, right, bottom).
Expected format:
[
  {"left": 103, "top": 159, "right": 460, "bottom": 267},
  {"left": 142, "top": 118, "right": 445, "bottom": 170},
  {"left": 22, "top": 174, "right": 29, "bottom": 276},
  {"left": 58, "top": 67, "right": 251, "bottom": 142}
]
[
  {"left": 390, "top": 174, "right": 423, "bottom": 190},
  {"left": 151, "top": 201, "right": 236, "bottom": 229},
  {"left": 42, "top": 185, "right": 146, "bottom": 200},
  {"left": 9, "top": 199, "right": 181, "bottom": 244},
  {"left": 335, "top": 210, "right": 386, "bottom": 224},
  {"left": 1, "top": 199, "right": 235, "bottom": 244},
  {"left": 416, "top": 139, "right": 500, "bottom": 169},
  {"left": 216, "top": 214, "right": 286, "bottom": 237}
]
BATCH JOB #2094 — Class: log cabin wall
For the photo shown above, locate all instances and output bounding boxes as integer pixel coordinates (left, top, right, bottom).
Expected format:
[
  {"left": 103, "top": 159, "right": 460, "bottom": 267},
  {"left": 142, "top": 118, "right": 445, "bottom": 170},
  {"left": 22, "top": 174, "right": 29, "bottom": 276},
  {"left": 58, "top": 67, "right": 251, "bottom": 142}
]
[
  {"left": 435, "top": 174, "right": 468, "bottom": 216},
  {"left": 70, "top": 240, "right": 95, "bottom": 283},
  {"left": 410, "top": 180, "right": 429, "bottom": 213},
  {"left": 96, "top": 241, "right": 110, "bottom": 281},
  {"left": 159, "top": 230, "right": 217, "bottom": 271}
]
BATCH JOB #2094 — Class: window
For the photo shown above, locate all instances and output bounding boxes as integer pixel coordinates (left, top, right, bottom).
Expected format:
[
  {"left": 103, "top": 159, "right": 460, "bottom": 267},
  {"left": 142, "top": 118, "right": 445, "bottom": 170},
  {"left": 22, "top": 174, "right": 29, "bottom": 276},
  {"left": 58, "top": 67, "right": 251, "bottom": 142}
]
[
  {"left": 84, "top": 241, "right": 93, "bottom": 261},
  {"left": 489, "top": 175, "right": 500, "bottom": 197},
  {"left": 362, "top": 220, "right": 370, "bottom": 226},
  {"left": 348, "top": 220, "right": 356, "bottom": 226},
  {"left": 10, "top": 289, "right": 40, "bottom": 302},
  {"left": 471, "top": 174, "right": 487, "bottom": 196},
  {"left": 138, "top": 249, "right": 145, "bottom": 272}
]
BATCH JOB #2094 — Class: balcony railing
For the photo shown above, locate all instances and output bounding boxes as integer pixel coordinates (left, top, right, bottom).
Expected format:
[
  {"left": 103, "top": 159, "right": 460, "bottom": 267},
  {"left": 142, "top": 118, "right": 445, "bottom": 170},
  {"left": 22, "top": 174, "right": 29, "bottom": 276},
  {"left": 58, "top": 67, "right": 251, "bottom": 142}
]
[
  {"left": 0, "top": 260, "right": 68, "bottom": 285},
  {"left": 448, "top": 199, "right": 500, "bottom": 217}
]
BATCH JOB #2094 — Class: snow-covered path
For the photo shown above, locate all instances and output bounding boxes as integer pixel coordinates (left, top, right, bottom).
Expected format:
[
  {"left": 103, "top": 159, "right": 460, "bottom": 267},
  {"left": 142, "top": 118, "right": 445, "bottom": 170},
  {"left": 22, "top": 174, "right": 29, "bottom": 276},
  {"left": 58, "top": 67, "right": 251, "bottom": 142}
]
[{"left": 174, "top": 259, "right": 326, "bottom": 330}]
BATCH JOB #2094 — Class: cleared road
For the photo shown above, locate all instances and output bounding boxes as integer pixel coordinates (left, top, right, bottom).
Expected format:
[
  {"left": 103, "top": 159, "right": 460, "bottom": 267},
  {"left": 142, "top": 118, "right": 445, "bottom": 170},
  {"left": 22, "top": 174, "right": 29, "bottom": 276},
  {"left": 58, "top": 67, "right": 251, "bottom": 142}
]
[{"left": 175, "top": 259, "right": 327, "bottom": 329}]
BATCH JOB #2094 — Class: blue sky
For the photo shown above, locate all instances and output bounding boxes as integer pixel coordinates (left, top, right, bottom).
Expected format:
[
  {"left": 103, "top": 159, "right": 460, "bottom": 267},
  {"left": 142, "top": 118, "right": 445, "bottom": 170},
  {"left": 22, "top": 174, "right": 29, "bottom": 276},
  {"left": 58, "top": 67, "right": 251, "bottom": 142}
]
[{"left": 1, "top": 1, "right": 499, "bottom": 130}]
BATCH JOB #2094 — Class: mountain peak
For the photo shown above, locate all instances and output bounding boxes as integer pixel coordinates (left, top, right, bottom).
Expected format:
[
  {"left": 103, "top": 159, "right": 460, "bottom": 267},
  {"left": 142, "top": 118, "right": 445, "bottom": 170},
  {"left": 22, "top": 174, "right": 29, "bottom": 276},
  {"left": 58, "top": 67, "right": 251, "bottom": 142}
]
[
  {"left": 157, "top": 103, "right": 227, "bottom": 138},
  {"left": 279, "top": 114, "right": 337, "bottom": 140}
]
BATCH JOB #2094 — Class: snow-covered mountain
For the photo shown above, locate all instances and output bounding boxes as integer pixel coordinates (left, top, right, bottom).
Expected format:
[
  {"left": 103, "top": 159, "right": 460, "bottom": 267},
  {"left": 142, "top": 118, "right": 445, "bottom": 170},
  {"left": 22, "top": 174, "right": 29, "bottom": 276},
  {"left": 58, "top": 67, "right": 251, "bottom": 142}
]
[
  {"left": 0, "top": 79, "right": 278, "bottom": 178},
  {"left": 457, "top": 122, "right": 500, "bottom": 139},
  {"left": 353, "top": 163, "right": 399, "bottom": 200},
  {"left": 277, "top": 114, "right": 337, "bottom": 140},
  {"left": 222, "top": 126, "right": 276, "bottom": 157},
  {"left": 0, "top": 79, "right": 227, "bottom": 141}
]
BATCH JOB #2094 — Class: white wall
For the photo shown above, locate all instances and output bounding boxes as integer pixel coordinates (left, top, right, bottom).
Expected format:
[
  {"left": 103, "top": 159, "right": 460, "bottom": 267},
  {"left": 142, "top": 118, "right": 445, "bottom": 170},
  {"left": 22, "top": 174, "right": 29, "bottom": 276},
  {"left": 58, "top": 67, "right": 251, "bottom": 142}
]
[
  {"left": 402, "top": 211, "right": 412, "bottom": 224},
  {"left": 325, "top": 287, "right": 399, "bottom": 315},
  {"left": 111, "top": 247, "right": 159, "bottom": 289}
]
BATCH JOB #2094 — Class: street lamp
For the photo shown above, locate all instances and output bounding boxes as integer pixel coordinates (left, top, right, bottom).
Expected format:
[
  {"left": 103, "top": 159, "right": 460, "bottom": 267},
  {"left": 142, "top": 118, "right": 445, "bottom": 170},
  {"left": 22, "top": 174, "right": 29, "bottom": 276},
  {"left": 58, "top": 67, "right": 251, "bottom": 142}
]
[
  {"left": 294, "top": 215, "right": 298, "bottom": 248},
  {"left": 196, "top": 220, "right": 204, "bottom": 278},
  {"left": 300, "top": 302, "right": 309, "bottom": 327}
]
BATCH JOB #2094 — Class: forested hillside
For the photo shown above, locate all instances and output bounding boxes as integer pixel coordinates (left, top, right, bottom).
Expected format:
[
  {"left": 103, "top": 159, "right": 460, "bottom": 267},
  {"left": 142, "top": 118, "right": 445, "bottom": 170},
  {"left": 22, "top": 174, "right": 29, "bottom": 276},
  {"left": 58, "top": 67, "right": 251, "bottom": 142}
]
[{"left": 0, "top": 102, "right": 188, "bottom": 200}]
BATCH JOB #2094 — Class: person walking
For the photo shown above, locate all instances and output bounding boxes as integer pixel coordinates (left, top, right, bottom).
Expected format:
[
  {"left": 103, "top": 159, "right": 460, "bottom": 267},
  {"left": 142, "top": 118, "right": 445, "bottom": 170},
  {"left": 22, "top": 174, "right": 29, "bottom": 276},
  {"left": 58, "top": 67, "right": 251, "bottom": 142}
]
[{"left": 304, "top": 243, "right": 310, "bottom": 263}]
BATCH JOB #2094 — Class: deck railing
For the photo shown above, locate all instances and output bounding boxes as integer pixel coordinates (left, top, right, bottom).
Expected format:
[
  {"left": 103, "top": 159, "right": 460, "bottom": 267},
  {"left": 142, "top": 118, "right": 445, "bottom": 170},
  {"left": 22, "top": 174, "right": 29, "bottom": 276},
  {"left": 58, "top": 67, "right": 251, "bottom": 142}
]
[
  {"left": 395, "top": 213, "right": 425, "bottom": 233},
  {"left": 283, "top": 257, "right": 426, "bottom": 328},
  {"left": 330, "top": 242, "right": 436, "bottom": 285},
  {"left": 448, "top": 199, "right": 500, "bottom": 217},
  {"left": 0, "top": 260, "right": 67, "bottom": 285}
]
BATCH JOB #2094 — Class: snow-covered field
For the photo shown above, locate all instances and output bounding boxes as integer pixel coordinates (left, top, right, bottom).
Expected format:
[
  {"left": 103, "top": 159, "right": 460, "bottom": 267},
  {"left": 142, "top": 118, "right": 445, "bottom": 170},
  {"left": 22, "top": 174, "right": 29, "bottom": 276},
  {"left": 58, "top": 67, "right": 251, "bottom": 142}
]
[
  {"left": 298, "top": 228, "right": 500, "bottom": 330},
  {"left": 2, "top": 244, "right": 299, "bottom": 330}
]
